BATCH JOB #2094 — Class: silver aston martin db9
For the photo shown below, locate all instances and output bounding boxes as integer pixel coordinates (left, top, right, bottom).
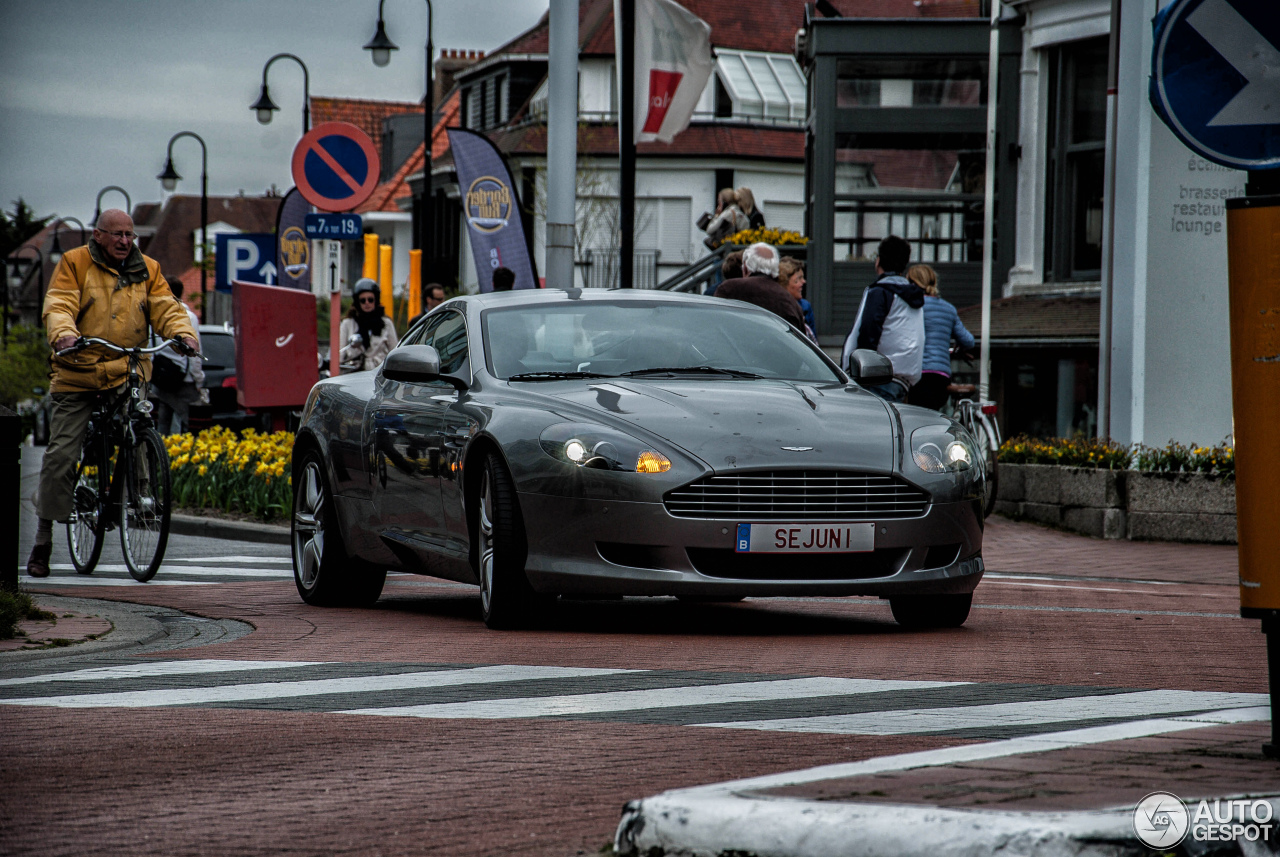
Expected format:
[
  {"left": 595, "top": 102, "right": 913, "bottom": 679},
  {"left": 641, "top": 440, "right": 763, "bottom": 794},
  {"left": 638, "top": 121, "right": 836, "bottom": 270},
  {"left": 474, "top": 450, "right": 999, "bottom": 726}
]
[{"left": 291, "top": 288, "right": 985, "bottom": 629}]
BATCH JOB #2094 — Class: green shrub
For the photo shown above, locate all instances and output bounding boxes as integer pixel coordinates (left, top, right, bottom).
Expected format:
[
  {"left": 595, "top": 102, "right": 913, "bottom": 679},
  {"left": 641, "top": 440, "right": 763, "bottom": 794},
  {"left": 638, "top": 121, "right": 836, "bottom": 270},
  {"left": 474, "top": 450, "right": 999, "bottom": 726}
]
[
  {"left": 0, "top": 324, "right": 51, "bottom": 410},
  {"left": 998, "top": 435, "right": 1235, "bottom": 480},
  {"left": 1133, "top": 439, "right": 1235, "bottom": 480}
]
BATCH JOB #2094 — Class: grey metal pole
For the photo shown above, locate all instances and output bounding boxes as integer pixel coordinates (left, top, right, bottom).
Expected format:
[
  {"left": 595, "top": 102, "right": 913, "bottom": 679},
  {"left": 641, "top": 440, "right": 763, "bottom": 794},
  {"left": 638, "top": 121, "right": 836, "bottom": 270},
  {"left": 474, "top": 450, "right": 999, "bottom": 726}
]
[
  {"left": 977, "top": 0, "right": 1000, "bottom": 401},
  {"left": 618, "top": 0, "right": 635, "bottom": 289},
  {"left": 1097, "top": 0, "right": 1121, "bottom": 441},
  {"left": 1, "top": 405, "right": 17, "bottom": 593},
  {"left": 546, "top": 0, "right": 579, "bottom": 289}
]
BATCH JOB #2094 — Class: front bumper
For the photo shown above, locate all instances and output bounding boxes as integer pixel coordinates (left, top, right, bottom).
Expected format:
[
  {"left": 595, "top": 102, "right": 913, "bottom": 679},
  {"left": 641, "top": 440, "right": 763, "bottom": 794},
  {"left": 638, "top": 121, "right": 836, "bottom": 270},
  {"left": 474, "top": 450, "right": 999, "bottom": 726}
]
[{"left": 518, "top": 493, "right": 983, "bottom": 598}]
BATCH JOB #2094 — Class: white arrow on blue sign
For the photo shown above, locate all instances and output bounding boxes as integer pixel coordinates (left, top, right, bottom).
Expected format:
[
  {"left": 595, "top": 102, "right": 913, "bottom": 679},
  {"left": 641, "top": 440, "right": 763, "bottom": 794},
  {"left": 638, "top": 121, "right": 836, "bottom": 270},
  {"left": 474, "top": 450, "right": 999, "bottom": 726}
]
[
  {"left": 1151, "top": 0, "right": 1280, "bottom": 169},
  {"left": 215, "top": 233, "right": 279, "bottom": 292}
]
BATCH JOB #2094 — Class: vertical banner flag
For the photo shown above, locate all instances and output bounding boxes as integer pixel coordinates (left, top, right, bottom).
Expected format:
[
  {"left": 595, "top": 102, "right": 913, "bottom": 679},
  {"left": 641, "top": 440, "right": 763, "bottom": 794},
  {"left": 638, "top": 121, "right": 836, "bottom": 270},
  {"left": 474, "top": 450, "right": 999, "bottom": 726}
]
[
  {"left": 447, "top": 128, "right": 539, "bottom": 291},
  {"left": 617, "top": 0, "right": 714, "bottom": 145},
  {"left": 275, "top": 186, "right": 312, "bottom": 292}
]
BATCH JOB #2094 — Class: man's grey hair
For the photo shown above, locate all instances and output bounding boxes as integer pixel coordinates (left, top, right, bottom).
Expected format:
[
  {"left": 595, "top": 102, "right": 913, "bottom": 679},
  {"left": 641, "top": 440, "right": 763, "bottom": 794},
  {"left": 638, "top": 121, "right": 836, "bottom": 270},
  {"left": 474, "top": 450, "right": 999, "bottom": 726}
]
[{"left": 742, "top": 242, "right": 779, "bottom": 278}]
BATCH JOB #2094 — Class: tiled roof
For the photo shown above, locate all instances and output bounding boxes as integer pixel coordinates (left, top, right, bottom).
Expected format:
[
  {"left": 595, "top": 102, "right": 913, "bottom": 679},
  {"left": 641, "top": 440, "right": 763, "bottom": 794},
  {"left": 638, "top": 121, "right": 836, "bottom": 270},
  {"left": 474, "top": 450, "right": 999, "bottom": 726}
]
[
  {"left": 310, "top": 95, "right": 422, "bottom": 156},
  {"left": 488, "top": 0, "right": 981, "bottom": 60},
  {"left": 140, "top": 195, "right": 282, "bottom": 279},
  {"left": 476, "top": 121, "right": 804, "bottom": 161},
  {"left": 358, "top": 89, "right": 463, "bottom": 213},
  {"left": 957, "top": 295, "right": 1100, "bottom": 342}
]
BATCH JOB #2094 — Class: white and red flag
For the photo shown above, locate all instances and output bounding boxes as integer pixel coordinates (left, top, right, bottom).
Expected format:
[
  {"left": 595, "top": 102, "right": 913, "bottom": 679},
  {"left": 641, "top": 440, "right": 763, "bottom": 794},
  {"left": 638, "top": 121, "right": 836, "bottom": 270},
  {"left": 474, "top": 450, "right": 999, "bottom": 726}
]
[{"left": 616, "top": 0, "right": 714, "bottom": 144}]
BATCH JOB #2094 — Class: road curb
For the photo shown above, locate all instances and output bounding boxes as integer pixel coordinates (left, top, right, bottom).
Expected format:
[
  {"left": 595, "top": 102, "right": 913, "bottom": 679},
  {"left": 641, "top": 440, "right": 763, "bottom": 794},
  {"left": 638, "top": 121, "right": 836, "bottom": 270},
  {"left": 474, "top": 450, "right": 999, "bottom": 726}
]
[
  {"left": 614, "top": 793, "right": 1280, "bottom": 857},
  {"left": 170, "top": 513, "right": 290, "bottom": 545}
]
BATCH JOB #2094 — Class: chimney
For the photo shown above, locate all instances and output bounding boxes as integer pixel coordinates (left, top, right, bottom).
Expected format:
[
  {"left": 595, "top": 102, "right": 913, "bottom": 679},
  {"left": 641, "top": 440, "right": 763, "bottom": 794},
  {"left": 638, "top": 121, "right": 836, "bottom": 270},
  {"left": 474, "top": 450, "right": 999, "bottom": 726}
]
[{"left": 434, "top": 48, "right": 486, "bottom": 108}]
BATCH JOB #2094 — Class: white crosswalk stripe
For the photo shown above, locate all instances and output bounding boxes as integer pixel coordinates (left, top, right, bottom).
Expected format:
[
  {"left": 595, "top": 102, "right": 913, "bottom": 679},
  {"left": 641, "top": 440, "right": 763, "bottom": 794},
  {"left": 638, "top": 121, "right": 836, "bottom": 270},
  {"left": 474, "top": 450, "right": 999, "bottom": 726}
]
[
  {"left": 49, "top": 563, "right": 290, "bottom": 578},
  {"left": 0, "top": 660, "right": 1266, "bottom": 739}
]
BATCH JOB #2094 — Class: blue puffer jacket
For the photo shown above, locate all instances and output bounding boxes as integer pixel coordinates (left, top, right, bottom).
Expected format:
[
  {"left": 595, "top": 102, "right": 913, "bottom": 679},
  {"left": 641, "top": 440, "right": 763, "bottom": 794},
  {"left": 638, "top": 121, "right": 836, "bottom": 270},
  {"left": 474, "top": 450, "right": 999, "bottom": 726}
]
[{"left": 921, "top": 295, "right": 975, "bottom": 375}]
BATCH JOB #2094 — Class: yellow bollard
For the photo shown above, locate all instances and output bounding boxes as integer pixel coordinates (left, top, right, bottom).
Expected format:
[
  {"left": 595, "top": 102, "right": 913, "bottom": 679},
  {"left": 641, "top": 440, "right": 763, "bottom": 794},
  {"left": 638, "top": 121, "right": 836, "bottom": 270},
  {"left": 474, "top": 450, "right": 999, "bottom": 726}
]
[
  {"left": 363, "top": 233, "right": 379, "bottom": 281},
  {"left": 379, "top": 244, "right": 393, "bottom": 318},
  {"left": 408, "top": 249, "right": 422, "bottom": 320},
  {"left": 1226, "top": 196, "right": 1280, "bottom": 619}
]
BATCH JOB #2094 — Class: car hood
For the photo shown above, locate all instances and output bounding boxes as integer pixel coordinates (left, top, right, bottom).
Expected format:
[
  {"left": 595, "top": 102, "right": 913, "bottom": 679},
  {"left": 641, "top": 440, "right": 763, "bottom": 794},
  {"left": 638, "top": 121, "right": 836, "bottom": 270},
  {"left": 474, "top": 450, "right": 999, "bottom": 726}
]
[{"left": 544, "top": 378, "right": 896, "bottom": 472}]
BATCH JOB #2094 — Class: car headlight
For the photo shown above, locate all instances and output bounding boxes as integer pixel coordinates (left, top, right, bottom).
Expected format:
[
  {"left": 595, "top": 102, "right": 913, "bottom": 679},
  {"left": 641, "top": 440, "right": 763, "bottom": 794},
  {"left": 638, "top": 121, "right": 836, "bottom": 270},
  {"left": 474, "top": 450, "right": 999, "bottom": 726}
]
[
  {"left": 910, "top": 424, "right": 975, "bottom": 474},
  {"left": 539, "top": 423, "right": 672, "bottom": 473}
]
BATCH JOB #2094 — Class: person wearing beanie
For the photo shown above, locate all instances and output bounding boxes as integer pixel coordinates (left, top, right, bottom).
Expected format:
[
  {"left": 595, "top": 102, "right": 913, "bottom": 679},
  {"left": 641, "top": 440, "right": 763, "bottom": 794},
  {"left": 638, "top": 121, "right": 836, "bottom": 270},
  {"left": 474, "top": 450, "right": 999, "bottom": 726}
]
[{"left": 339, "top": 278, "right": 399, "bottom": 371}]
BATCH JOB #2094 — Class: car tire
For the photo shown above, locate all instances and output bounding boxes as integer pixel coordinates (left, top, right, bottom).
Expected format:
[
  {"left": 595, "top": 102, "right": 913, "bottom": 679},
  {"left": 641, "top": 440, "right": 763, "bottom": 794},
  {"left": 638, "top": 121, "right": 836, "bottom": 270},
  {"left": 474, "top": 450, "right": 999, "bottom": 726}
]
[
  {"left": 889, "top": 593, "right": 972, "bottom": 629},
  {"left": 476, "top": 451, "right": 543, "bottom": 629},
  {"left": 292, "top": 451, "right": 386, "bottom": 607}
]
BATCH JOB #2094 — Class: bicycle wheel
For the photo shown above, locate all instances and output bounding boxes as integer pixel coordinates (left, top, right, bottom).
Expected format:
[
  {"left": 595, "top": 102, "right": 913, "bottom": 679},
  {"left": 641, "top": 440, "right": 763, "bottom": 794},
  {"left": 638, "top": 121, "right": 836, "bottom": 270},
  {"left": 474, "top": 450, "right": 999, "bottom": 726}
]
[
  {"left": 971, "top": 415, "right": 999, "bottom": 518},
  {"left": 120, "top": 426, "right": 172, "bottom": 582},
  {"left": 67, "top": 438, "right": 107, "bottom": 574}
]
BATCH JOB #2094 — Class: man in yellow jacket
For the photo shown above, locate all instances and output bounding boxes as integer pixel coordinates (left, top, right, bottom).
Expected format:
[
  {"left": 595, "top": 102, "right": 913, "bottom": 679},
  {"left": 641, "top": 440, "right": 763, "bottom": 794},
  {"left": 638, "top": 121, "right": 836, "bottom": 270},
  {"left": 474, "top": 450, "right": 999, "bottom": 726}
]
[{"left": 27, "top": 209, "right": 198, "bottom": 578}]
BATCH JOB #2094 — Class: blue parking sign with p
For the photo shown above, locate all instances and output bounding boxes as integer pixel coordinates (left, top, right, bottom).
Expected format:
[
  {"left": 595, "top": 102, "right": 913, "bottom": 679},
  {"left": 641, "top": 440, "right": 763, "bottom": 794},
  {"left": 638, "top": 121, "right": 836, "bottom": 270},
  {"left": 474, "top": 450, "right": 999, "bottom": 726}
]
[{"left": 215, "top": 233, "right": 279, "bottom": 292}]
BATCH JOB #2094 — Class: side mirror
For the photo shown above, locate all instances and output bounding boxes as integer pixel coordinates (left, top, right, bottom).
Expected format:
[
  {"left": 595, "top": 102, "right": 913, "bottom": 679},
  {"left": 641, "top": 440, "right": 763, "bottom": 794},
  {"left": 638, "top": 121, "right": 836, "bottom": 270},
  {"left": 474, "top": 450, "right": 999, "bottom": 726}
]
[
  {"left": 381, "top": 345, "right": 466, "bottom": 388},
  {"left": 847, "top": 349, "right": 893, "bottom": 387}
]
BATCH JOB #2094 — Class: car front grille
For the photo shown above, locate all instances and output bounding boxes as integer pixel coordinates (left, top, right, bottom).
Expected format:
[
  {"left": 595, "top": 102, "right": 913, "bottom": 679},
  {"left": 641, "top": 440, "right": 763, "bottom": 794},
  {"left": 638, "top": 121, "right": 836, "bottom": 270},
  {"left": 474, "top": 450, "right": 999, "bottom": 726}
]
[{"left": 664, "top": 470, "right": 929, "bottom": 520}]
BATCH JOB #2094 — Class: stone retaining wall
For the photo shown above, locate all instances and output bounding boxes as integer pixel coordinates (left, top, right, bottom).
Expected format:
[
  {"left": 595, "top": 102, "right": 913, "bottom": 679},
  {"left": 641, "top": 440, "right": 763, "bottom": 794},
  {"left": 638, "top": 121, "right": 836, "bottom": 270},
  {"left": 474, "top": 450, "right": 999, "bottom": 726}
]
[{"left": 995, "top": 464, "right": 1236, "bottom": 543}]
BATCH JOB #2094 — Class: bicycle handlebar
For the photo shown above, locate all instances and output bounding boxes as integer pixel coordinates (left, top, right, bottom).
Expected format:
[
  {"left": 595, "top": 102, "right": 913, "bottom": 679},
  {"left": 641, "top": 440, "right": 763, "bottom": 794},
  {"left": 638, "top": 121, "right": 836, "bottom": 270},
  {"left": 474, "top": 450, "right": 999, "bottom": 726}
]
[{"left": 56, "top": 336, "right": 203, "bottom": 360}]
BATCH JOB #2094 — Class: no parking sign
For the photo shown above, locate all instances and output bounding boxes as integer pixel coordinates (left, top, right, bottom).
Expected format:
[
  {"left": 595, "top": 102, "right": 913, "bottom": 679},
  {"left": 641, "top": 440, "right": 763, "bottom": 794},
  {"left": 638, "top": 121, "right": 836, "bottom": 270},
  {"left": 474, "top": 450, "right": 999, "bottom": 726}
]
[{"left": 291, "top": 122, "right": 380, "bottom": 212}]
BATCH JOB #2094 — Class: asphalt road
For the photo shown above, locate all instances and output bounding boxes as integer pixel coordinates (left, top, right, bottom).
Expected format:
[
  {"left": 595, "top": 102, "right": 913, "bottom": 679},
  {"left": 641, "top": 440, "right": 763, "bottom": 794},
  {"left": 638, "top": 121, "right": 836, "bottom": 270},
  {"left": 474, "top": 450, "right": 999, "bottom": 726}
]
[{"left": 4, "top": 446, "right": 1265, "bottom": 856}]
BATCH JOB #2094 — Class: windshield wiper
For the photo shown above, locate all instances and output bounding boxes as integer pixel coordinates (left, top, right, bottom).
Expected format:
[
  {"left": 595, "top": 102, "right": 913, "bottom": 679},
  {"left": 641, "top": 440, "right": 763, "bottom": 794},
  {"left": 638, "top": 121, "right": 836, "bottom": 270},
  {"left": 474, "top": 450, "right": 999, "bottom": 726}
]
[
  {"left": 621, "top": 366, "right": 762, "bottom": 379},
  {"left": 507, "top": 371, "right": 616, "bottom": 381}
]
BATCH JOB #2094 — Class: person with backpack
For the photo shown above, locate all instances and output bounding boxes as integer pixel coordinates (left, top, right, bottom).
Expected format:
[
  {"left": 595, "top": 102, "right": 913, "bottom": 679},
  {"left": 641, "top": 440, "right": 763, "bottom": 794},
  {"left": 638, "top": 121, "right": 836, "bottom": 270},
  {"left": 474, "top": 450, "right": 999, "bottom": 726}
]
[{"left": 840, "top": 235, "right": 925, "bottom": 403}]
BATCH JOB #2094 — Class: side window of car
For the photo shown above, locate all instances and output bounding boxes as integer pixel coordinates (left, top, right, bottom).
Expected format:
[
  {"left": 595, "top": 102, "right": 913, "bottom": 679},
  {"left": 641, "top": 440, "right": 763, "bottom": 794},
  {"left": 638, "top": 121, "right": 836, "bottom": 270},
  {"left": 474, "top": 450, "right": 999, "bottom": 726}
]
[
  {"left": 429, "top": 312, "right": 470, "bottom": 376},
  {"left": 400, "top": 312, "right": 442, "bottom": 347}
]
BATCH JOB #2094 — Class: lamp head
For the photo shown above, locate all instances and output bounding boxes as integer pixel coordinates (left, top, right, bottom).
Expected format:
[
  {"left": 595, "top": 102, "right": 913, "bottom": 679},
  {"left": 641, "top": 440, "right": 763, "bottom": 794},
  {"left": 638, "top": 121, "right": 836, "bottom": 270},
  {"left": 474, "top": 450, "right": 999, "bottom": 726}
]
[
  {"left": 157, "top": 158, "right": 182, "bottom": 192},
  {"left": 251, "top": 85, "right": 279, "bottom": 125},
  {"left": 364, "top": 18, "right": 399, "bottom": 68}
]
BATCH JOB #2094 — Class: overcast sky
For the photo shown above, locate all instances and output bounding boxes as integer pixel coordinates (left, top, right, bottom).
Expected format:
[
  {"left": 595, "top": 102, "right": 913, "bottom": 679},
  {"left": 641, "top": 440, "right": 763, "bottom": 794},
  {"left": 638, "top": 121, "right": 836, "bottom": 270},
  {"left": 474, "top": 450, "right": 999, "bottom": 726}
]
[{"left": 0, "top": 0, "right": 550, "bottom": 226}]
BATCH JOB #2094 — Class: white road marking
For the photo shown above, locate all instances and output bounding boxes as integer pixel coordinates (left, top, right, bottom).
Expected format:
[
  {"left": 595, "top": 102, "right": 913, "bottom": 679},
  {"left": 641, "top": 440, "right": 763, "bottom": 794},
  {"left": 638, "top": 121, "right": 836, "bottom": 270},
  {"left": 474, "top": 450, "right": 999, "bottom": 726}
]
[
  {"left": 0, "top": 660, "right": 324, "bottom": 687},
  {"left": 979, "top": 580, "right": 1159, "bottom": 594},
  {"left": 0, "top": 665, "right": 635, "bottom": 708},
  {"left": 984, "top": 572, "right": 1178, "bottom": 587},
  {"left": 342, "top": 678, "right": 966, "bottom": 720},
  {"left": 674, "top": 706, "right": 1270, "bottom": 798},
  {"left": 168, "top": 556, "right": 292, "bottom": 565},
  {"left": 698, "top": 690, "right": 1268, "bottom": 735},
  {"left": 49, "top": 563, "right": 290, "bottom": 578}
]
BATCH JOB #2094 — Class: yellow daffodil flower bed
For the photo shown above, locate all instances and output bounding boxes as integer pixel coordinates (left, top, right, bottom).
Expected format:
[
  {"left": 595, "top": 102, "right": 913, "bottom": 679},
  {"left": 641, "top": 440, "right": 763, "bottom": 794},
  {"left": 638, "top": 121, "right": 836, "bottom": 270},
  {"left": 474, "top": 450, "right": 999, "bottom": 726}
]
[
  {"left": 720, "top": 227, "right": 809, "bottom": 248},
  {"left": 999, "top": 434, "right": 1234, "bottom": 480},
  {"left": 163, "top": 427, "right": 293, "bottom": 521}
]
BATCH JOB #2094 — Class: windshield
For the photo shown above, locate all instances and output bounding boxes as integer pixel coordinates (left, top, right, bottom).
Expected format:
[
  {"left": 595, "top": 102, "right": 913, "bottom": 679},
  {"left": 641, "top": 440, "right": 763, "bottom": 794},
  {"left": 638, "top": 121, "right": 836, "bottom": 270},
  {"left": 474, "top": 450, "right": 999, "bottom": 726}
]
[{"left": 482, "top": 301, "right": 842, "bottom": 383}]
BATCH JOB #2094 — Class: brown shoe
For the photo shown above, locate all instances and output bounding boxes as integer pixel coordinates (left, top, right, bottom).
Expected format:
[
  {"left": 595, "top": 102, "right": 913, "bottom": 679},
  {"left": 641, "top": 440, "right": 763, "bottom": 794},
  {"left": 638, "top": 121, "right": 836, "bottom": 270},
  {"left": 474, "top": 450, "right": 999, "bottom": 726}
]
[{"left": 26, "top": 543, "right": 51, "bottom": 578}]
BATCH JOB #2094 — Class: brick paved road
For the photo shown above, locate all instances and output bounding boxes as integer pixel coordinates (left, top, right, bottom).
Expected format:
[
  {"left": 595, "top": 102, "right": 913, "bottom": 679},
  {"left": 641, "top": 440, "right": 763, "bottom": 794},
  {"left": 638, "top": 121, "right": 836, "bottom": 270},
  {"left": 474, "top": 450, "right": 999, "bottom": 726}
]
[{"left": 6, "top": 474, "right": 1264, "bottom": 857}]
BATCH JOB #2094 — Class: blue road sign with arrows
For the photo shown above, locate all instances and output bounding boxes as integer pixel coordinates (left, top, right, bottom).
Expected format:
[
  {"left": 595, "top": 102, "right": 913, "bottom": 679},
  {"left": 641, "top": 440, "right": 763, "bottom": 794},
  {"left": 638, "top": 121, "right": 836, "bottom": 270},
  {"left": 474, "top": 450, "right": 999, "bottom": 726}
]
[
  {"left": 215, "top": 233, "right": 279, "bottom": 292},
  {"left": 1151, "top": 0, "right": 1280, "bottom": 169}
]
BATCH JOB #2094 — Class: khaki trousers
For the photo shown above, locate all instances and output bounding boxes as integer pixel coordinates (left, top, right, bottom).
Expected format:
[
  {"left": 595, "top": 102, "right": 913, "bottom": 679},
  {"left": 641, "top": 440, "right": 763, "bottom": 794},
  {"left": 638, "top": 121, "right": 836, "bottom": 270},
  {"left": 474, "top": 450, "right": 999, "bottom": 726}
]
[{"left": 35, "top": 391, "right": 101, "bottom": 522}]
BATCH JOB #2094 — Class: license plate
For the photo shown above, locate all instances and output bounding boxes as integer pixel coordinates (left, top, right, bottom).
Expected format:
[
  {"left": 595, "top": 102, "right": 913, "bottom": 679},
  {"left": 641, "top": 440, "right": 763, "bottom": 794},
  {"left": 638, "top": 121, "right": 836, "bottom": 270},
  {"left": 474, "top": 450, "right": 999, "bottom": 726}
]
[{"left": 735, "top": 523, "right": 875, "bottom": 554}]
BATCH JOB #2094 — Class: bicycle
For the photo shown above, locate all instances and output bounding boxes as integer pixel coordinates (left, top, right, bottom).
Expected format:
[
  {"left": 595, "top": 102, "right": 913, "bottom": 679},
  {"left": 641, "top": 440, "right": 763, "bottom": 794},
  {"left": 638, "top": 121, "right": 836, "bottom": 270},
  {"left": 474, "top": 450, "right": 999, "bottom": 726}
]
[
  {"left": 57, "top": 336, "right": 200, "bottom": 581},
  {"left": 946, "top": 378, "right": 1001, "bottom": 518}
]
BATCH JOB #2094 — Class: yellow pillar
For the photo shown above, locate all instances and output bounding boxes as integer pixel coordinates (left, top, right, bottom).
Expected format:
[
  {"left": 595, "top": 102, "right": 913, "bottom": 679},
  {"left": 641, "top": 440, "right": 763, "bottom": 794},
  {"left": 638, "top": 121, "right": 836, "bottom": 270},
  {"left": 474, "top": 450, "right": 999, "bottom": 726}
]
[
  {"left": 408, "top": 249, "right": 422, "bottom": 319},
  {"left": 379, "top": 244, "right": 394, "bottom": 317},
  {"left": 362, "top": 233, "right": 379, "bottom": 280}
]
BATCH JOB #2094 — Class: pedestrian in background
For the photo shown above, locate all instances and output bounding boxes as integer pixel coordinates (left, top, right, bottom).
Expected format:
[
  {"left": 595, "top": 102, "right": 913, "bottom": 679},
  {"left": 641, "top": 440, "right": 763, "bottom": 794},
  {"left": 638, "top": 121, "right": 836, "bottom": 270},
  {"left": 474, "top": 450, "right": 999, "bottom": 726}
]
[
  {"left": 425, "top": 283, "right": 447, "bottom": 310},
  {"left": 148, "top": 277, "right": 206, "bottom": 434},
  {"left": 778, "top": 256, "right": 815, "bottom": 341},
  {"left": 340, "top": 278, "right": 398, "bottom": 371},
  {"left": 716, "top": 242, "right": 806, "bottom": 333},
  {"left": 492, "top": 267, "right": 515, "bottom": 292},
  {"left": 736, "top": 186, "right": 765, "bottom": 230},
  {"left": 701, "top": 188, "right": 748, "bottom": 249},
  {"left": 907, "top": 264, "right": 975, "bottom": 411},
  {"left": 704, "top": 249, "right": 743, "bottom": 297},
  {"left": 840, "top": 235, "right": 925, "bottom": 403}
]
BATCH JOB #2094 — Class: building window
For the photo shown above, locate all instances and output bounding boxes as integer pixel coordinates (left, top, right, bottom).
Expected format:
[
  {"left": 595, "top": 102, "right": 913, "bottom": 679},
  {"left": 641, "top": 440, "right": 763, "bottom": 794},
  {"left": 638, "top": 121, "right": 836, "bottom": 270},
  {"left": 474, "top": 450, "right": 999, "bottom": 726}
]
[
  {"left": 1044, "top": 37, "right": 1107, "bottom": 282},
  {"left": 714, "top": 51, "right": 807, "bottom": 122}
]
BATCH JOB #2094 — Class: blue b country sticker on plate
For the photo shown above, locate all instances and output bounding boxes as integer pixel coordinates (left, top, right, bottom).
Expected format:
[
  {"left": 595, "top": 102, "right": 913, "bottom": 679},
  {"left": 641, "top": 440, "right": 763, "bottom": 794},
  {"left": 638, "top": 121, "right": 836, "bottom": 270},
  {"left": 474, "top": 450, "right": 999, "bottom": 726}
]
[{"left": 735, "top": 523, "right": 875, "bottom": 553}]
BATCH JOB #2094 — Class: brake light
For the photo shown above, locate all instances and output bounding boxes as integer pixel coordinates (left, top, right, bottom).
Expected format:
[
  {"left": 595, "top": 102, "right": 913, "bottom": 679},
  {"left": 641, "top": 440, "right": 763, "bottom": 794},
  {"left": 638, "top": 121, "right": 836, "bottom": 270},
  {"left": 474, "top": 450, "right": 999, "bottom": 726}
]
[
  {"left": 222, "top": 376, "right": 238, "bottom": 389},
  {"left": 981, "top": 403, "right": 997, "bottom": 415}
]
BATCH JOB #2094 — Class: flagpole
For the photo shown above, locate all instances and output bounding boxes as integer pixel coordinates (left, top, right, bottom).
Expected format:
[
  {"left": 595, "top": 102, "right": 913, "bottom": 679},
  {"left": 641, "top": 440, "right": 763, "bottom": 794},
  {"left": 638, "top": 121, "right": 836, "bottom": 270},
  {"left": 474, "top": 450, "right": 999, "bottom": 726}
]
[
  {"left": 978, "top": 0, "right": 1000, "bottom": 402},
  {"left": 619, "top": 0, "right": 636, "bottom": 289}
]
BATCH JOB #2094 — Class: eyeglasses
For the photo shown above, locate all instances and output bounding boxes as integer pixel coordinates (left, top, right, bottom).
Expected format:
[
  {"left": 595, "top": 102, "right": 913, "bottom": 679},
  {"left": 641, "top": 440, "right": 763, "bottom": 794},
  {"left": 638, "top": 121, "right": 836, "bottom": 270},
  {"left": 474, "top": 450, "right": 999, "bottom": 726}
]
[
  {"left": 96, "top": 229, "right": 135, "bottom": 241},
  {"left": 358, "top": 296, "right": 377, "bottom": 304}
]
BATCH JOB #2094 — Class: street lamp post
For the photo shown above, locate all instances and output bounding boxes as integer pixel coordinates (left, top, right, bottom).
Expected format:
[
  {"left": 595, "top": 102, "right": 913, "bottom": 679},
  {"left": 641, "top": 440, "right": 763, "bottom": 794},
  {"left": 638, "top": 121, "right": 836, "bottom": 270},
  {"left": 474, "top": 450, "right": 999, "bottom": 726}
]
[
  {"left": 6, "top": 245, "right": 44, "bottom": 345},
  {"left": 48, "top": 216, "right": 88, "bottom": 266},
  {"left": 157, "top": 132, "right": 209, "bottom": 323},
  {"left": 251, "top": 53, "right": 311, "bottom": 133},
  {"left": 365, "top": 0, "right": 433, "bottom": 269},
  {"left": 93, "top": 186, "right": 131, "bottom": 226}
]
